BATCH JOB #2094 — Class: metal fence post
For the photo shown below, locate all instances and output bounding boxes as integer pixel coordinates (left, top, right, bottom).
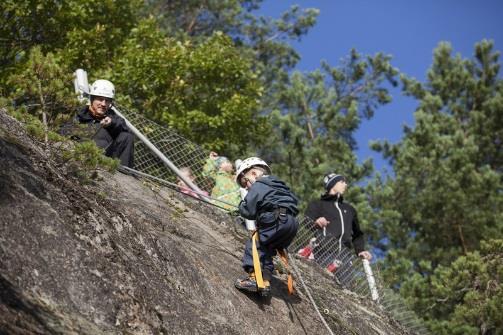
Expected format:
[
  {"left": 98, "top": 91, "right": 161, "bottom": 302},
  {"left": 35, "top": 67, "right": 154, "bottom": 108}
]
[
  {"left": 362, "top": 259, "right": 379, "bottom": 301},
  {"left": 111, "top": 106, "right": 209, "bottom": 200}
]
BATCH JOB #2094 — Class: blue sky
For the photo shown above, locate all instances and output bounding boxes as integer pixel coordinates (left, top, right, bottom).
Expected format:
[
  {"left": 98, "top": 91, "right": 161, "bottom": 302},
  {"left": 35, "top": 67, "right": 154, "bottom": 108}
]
[{"left": 257, "top": 0, "right": 503, "bottom": 174}]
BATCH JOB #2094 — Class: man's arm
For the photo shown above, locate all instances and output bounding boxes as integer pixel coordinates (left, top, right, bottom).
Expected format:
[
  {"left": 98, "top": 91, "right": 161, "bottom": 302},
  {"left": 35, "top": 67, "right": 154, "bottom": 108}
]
[
  {"left": 305, "top": 201, "right": 319, "bottom": 222},
  {"left": 59, "top": 115, "right": 80, "bottom": 137},
  {"left": 105, "top": 113, "right": 129, "bottom": 136},
  {"left": 305, "top": 201, "right": 329, "bottom": 229}
]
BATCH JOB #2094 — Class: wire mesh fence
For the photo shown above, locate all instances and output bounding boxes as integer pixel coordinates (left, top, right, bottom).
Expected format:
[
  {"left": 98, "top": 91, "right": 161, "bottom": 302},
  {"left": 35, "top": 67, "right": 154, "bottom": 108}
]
[
  {"left": 116, "top": 104, "right": 242, "bottom": 210},
  {"left": 376, "top": 286, "right": 431, "bottom": 335},
  {"left": 117, "top": 104, "right": 214, "bottom": 191},
  {"left": 289, "top": 216, "right": 431, "bottom": 335},
  {"left": 115, "top": 105, "right": 430, "bottom": 335},
  {"left": 289, "top": 216, "right": 371, "bottom": 296}
]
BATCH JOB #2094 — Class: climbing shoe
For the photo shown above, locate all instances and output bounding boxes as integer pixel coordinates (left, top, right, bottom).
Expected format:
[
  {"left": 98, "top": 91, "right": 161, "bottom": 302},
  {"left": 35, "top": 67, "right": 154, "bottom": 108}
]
[
  {"left": 235, "top": 275, "right": 258, "bottom": 293},
  {"left": 259, "top": 280, "right": 271, "bottom": 297},
  {"left": 234, "top": 273, "right": 271, "bottom": 297},
  {"left": 297, "top": 245, "right": 313, "bottom": 259}
]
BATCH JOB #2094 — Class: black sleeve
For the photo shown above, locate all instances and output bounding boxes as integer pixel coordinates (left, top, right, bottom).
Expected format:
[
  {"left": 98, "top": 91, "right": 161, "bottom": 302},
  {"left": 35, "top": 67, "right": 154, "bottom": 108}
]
[
  {"left": 238, "top": 183, "right": 265, "bottom": 220},
  {"left": 304, "top": 200, "right": 322, "bottom": 233},
  {"left": 108, "top": 113, "right": 129, "bottom": 137},
  {"left": 305, "top": 200, "right": 320, "bottom": 222},
  {"left": 351, "top": 208, "right": 365, "bottom": 254}
]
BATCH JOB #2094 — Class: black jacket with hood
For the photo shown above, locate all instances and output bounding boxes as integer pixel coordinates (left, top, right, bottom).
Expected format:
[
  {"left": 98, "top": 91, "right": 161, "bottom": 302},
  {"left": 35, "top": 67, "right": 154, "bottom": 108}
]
[
  {"left": 75, "top": 105, "right": 129, "bottom": 139},
  {"left": 239, "top": 175, "right": 299, "bottom": 224},
  {"left": 305, "top": 193, "right": 365, "bottom": 253}
]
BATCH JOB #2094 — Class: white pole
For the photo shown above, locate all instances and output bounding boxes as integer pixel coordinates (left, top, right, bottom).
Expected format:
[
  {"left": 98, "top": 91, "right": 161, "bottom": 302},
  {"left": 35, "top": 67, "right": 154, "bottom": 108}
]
[
  {"left": 73, "top": 69, "right": 89, "bottom": 103},
  {"left": 111, "top": 106, "right": 208, "bottom": 199},
  {"left": 362, "top": 259, "right": 379, "bottom": 301},
  {"left": 73, "top": 69, "right": 210, "bottom": 203}
]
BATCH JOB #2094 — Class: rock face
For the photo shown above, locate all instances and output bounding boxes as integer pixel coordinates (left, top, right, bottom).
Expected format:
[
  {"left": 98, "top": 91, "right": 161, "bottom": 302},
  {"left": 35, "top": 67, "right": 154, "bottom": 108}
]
[{"left": 0, "top": 109, "right": 409, "bottom": 335}]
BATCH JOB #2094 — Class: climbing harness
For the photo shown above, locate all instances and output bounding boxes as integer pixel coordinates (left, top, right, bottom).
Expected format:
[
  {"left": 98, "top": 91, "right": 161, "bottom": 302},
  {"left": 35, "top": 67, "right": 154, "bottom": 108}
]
[
  {"left": 289, "top": 254, "right": 335, "bottom": 335},
  {"left": 277, "top": 249, "right": 294, "bottom": 295},
  {"left": 251, "top": 230, "right": 265, "bottom": 291}
]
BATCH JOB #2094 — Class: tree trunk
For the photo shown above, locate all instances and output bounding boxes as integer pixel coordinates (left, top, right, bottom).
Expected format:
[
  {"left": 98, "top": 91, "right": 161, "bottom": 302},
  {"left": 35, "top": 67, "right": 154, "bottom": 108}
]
[{"left": 36, "top": 79, "right": 48, "bottom": 147}]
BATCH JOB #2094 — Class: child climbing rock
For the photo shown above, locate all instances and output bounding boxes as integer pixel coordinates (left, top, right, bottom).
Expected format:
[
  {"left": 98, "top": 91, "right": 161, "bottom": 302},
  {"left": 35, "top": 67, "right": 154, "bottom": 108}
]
[{"left": 234, "top": 157, "right": 299, "bottom": 297}]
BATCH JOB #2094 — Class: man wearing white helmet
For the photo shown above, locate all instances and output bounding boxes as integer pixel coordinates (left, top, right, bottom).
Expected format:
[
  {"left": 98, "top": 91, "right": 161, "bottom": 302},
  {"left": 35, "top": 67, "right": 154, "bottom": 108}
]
[
  {"left": 234, "top": 157, "right": 299, "bottom": 297},
  {"left": 72, "top": 79, "right": 134, "bottom": 167}
]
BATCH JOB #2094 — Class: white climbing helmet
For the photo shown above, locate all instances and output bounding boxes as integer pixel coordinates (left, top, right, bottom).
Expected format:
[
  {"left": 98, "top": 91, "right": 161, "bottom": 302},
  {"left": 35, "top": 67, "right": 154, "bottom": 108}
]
[
  {"left": 235, "top": 157, "right": 271, "bottom": 185},
  {"left": 89, "top": 79, "right": 115, "bottom": 99}
]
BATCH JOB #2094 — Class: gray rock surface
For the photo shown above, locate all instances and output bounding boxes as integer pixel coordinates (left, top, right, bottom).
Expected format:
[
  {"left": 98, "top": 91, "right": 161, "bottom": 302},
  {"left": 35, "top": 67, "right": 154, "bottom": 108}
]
[{"left": 0, "top": 109, "right": 409, "bottom": 335}]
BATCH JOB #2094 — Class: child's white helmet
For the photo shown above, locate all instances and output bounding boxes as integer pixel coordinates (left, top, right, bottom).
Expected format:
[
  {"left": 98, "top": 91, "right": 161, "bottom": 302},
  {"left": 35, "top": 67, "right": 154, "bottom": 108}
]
[
  {"left": 235, "top": 157, "right": 271, "bottom": 185},
  {"left": 89, "top": 79, "right": 115, "bottom": 99}
]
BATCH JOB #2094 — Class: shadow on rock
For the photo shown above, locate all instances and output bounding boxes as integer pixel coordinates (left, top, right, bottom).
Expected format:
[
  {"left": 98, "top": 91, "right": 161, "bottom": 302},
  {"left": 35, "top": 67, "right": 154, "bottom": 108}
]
[{"left": 0, "top": 275, "right": 52, "bottom": 334}]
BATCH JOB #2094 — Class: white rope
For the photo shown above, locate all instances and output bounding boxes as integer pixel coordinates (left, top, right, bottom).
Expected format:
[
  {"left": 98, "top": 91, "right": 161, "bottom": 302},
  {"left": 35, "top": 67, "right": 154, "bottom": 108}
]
[{"left": 288, "top": 254, "right": 335, "bottom": 335}]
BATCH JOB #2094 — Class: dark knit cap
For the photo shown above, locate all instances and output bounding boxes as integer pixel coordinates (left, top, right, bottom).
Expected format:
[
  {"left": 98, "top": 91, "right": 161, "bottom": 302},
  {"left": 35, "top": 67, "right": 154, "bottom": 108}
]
[{"left": 323, "top": 173, "right": 346, "bottom": 191}]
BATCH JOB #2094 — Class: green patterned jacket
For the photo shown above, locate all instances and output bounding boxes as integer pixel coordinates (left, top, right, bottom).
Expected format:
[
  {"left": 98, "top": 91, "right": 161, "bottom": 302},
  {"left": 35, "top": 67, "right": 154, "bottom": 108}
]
[{"left": 202, "top": 159, "right": 241, "bottom": 210}]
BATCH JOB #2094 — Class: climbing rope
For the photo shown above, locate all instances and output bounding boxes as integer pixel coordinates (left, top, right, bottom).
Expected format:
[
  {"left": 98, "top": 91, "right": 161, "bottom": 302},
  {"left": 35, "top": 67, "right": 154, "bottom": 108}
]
[{"left": 288, "top": 254, "right": 335, "bottom": 335}]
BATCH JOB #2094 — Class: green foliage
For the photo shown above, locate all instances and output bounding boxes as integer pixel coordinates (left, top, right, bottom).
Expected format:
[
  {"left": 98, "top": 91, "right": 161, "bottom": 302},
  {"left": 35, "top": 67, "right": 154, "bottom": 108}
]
[
  {"left": 7, "top": 46, "right": 78, "bottom": 127},
  {"left": 109, "top": 22, "right": 268, "bottom": 156},
  {"left": 0, "top": 0, "right": 142, "bottom": 77},
  {"left": 62, "top": 141, "right": 120, "bottom": 176},
  {"left": 4, "top": 102, "right": 116, "bottom": 178},
  {"left": 263, "top": 51, "right": 397, "bottom": 220},
  {"left": 4, "top": 104, "right": 63, "bottom": 142},
  {"left": 143, "top": 0, "right": 261, "bottom": 37},
  {"left": 0, "top": 0, "right": 319, "bottom": 160},
  {"left": 143, "top": 1, "right": 319, "bottom": 102},
  {"left": 57, "top": 0, "right": 143, "bottom": 71},
  {"left": 402, "top": 239, "right": 503, "bottom": 335},
  {"left": 369, "top": 40, "right": 503, "bottom": 332},
  {"left": 2, "top": 1, "right": 273, "bottom": 158}
]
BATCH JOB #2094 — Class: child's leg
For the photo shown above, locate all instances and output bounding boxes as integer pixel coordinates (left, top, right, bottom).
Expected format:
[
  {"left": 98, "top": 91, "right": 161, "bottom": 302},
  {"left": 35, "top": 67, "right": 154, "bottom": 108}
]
[
  {"left": 258, "top": 215, "right": 299, "bottom": 274},
  {"left": 262, "top": 215, "right": 299, "bottom": 251},
  {"left": 241, "top": 237, "right": 274, "bottom": 280},
  {"left": 241, "top": 239, "right": 254, "bottom": 274},
  {"left": 241, "top": 215, "right": 298, "bottom": 278}
]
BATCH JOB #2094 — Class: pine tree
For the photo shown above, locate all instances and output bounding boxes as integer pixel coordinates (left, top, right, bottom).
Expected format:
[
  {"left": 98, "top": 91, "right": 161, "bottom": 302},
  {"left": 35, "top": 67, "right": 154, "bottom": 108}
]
[
  {"left": 263, "top": 51, "right": 397, "bottom": 220},
  {"left": 369, "top": 40, "right": 503, "bottom": 333}
]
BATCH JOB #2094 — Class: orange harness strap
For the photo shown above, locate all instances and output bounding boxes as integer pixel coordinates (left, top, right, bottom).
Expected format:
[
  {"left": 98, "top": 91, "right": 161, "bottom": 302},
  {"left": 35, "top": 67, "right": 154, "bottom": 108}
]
[{"left": 277, "top": 249, "right": 294, "bottom": 295}]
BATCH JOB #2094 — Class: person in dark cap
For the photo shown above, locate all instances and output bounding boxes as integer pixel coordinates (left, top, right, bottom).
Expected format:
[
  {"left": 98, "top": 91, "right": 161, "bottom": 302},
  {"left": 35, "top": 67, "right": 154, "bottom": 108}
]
[{"left": 304, "top": 172, "right": 372, "bottom": 272}]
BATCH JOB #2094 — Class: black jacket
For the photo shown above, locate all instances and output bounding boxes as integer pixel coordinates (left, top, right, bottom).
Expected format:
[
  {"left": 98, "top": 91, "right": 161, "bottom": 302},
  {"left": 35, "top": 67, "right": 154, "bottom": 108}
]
[
  {"left": 305, "top": 193, "right": 365, "bottom": 253},
  {"left": 239, "top": 175, "right": 299, "bottom": 224},
  {"left": 74, "top": 105, "right": 129, "bottom": 138}
]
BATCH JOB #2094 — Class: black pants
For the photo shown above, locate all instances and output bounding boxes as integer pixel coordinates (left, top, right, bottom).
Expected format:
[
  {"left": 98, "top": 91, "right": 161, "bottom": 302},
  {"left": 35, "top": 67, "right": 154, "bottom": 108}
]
[
  {"left": 94, "top": 128, "right": 134, "bottom": 168},
  {"left": 242, "top": 213, "right": 298, "bottom": 280}
]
